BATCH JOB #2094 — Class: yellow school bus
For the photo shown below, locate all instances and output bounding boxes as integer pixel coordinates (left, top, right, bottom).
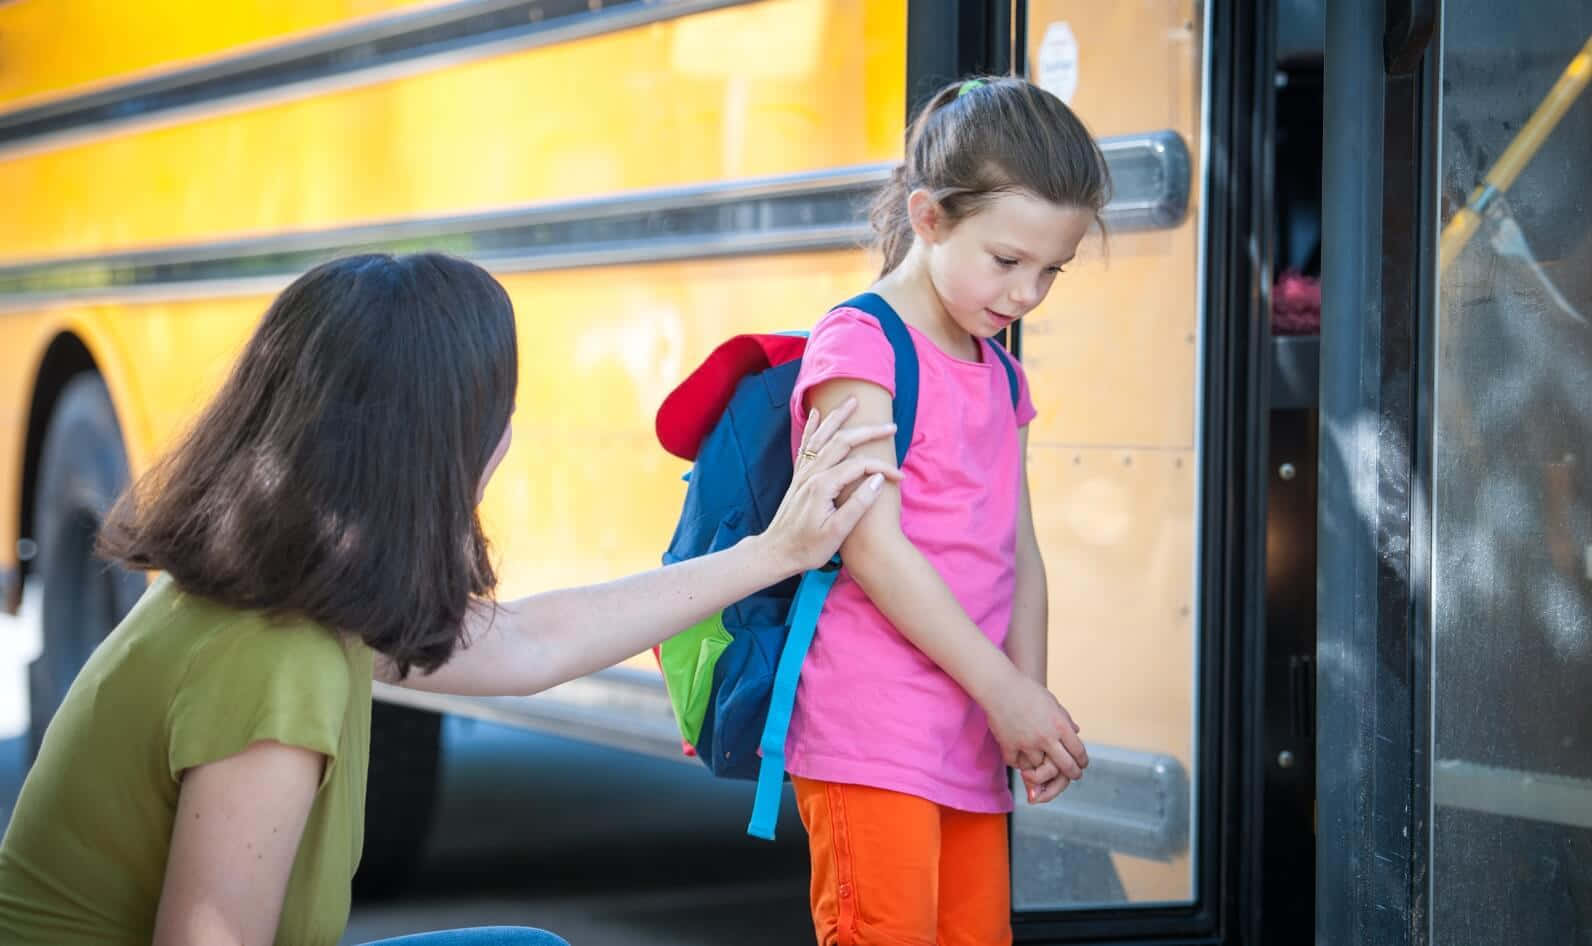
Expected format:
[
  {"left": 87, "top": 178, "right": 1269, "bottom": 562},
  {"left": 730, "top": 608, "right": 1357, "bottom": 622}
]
[{"left": 0, "top": 0, "right": 1212, "bottom": 925}]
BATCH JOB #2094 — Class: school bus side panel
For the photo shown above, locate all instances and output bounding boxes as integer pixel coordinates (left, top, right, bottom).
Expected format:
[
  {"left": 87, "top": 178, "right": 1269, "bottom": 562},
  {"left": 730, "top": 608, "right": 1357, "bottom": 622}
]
[
  {"left": 0, "top": 0, "right": 905, "bottom": 262},
  {"left": 0, "top": 0, "right": 450, "bottom": 111}
]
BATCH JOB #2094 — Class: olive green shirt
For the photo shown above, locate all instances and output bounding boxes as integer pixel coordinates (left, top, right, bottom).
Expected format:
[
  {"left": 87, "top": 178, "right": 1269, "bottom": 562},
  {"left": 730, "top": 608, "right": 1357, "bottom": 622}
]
[{"left": 0, "top": 575, "right": 372, "bottom": 945}]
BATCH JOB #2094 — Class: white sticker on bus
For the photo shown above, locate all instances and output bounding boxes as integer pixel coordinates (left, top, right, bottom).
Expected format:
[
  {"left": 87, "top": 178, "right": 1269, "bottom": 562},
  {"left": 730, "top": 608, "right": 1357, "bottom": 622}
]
[{"left": 1036, "top": 21, "right": 1079, "bottom": 104}]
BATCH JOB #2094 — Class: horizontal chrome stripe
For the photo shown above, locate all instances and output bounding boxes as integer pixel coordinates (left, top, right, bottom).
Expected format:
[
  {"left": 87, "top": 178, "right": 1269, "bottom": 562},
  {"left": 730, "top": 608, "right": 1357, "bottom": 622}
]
[
  {"left": 0, "top": 133, "right": 1191, "bottom": 308},
  {"left": 1434, "top": 759, "right": 1592, "bottom": 830},
  {"left": 379, "top": 669, "right": 1195, "bottom": 862},
  {"left": 1011, "top": 744, "right": 1189, "bottom": 859},
  {"left": 373, "top": 668, "right": 693, "bottom": 764},
  {"left": 1101, "top": 131, "right": 1192, "bottom": 232},
  {"left": 0, "top": 0, "right": 754, "bottom": 156}
]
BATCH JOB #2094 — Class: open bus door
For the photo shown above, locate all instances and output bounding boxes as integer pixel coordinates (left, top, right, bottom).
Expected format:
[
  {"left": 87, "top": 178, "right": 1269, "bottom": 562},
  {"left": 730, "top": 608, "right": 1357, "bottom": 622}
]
[{"left": 1317, "top": 0, "right": 1592, "bottom": 944}]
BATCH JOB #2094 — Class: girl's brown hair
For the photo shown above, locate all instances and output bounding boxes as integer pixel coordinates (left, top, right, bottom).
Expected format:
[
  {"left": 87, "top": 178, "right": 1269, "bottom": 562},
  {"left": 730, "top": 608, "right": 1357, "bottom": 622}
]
[
  {"left": 869, "top": 76, "right": 1112, "bottom": 276},
  {"left": 98, "top": 253, "right": 518, "bottom": 676}
]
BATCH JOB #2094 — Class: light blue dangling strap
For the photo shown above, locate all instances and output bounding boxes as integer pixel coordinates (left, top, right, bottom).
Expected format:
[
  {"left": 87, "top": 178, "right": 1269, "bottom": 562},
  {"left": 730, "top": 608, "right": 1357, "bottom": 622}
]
[{"left": 747, "top": 565, "right": 839, "bottom": 839}]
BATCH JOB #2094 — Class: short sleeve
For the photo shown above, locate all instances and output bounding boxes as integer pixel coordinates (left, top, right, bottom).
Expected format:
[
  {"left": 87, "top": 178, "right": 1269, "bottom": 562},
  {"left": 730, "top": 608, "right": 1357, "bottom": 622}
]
[
  {"left": 1010, "top": 349, "right": 1038, "bottom": 427},
  {"left": 790, "top": 307, "right": 898, "bottom": 451},
  {"left": 167, "top": 618, "right": 351, "bottom": 787}
]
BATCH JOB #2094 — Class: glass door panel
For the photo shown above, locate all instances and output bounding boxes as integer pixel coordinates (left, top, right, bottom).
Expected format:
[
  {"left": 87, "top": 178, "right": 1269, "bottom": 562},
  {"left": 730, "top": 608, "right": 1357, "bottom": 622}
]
[{"left": 1011, "top": 0, "right": 1208, "bottom": 912}]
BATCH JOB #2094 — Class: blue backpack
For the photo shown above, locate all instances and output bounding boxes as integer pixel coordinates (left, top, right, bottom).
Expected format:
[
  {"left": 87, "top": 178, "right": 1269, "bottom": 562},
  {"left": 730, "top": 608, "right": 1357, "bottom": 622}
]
[{"left": 651, "top": 292, "right": 1019, "bottom": 839}]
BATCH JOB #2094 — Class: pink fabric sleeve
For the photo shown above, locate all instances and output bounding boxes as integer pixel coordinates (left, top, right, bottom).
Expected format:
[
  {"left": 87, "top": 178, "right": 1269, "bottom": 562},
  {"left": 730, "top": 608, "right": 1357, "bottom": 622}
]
[{"left": 789, "top": 308, "right": 897, "bottom": 446}]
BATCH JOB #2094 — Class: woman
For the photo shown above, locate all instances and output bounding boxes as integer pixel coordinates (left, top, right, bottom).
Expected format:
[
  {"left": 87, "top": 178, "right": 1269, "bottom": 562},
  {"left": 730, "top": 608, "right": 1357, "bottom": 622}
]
[{"left": 0, "top": 253, "right": 899, "bottom": 945}]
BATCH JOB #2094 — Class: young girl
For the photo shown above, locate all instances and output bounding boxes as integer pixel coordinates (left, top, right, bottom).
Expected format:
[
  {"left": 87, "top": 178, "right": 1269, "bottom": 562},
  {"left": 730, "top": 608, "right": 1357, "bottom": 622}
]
[
  {"left": 0, "top": 253, "right": 900, "bottom": 946},
  {"left": 785, "top": 77, "right": 1110, "bottom": 945}
]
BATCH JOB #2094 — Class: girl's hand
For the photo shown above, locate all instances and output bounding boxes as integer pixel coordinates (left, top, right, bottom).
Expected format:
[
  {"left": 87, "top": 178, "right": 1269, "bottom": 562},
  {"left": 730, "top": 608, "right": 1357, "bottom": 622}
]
[
  {"left": 761, "top": 398, "right": 902, "bottom": 574},
  {"left": 986, "top": 673, "right": 1087, "bottom": 799},
  {"left": 1017, "top": 752, "right": 1073, "bottom": 804}
]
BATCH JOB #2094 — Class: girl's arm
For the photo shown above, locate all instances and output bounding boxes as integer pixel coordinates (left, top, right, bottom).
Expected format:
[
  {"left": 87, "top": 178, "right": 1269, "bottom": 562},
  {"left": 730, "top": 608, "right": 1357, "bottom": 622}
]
[
  {"left": 803, "top": 378, "right": 1088, "bottom": 787},
  {"left": 1005, "top": 426, "right": 1080, "bottom": 803},
  {"left": 1005, "top": 427, "right": 1047, "bottom": 684},
  {"left": 382, "top": 400, "right": 900, "bottom": 695},
  {"left": 153, "top": 741, "right": 323, "bottom": 946}
]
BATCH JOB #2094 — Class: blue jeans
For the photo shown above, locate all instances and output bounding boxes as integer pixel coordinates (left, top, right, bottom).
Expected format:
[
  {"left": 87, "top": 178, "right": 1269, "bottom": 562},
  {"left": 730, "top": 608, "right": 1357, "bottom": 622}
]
[{"left": 359, "top": 928, "right": 570, "bottom": 946}]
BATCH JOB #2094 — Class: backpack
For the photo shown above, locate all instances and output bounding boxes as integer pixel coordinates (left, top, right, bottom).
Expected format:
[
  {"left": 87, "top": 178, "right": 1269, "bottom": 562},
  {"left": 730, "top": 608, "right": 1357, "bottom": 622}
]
[{"left": 652, "top": 292, "right": 1020, "bottom": 839}]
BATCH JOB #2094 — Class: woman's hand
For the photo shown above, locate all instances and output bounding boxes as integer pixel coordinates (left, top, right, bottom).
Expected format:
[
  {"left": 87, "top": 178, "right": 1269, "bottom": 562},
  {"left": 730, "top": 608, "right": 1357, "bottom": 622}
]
[{"left": 759, "top": 397, "right": 903, "bottom": 574}]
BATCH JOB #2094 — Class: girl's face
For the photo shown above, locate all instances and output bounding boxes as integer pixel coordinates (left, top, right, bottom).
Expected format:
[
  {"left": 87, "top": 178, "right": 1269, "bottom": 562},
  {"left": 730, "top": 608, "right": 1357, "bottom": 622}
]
[
  {"left": 913, "top": 190, "right": 1095, "bottom": 340},
  {"left": 477, "top": 419, "right": 512, "bottom": 505}
]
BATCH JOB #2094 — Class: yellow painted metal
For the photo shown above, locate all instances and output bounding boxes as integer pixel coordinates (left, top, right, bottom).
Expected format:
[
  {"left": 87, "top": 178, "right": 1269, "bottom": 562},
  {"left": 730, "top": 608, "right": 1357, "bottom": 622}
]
[
  {"left": 0, "top": 0, "right": 906, "bottom": 262},
  {"left": 0, "top": 0, "right": 448, "bottom": 111}
]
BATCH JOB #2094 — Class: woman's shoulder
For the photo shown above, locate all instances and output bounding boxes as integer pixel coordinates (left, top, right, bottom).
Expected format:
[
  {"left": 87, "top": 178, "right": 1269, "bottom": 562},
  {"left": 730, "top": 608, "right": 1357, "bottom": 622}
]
[{"left": 129, "top": 575, "right": 361, "bottom": 692}]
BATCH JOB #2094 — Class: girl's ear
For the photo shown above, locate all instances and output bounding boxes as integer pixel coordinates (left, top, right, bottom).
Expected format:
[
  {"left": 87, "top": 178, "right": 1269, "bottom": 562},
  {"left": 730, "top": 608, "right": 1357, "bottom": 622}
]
[{"left": 907, "top": 188, "right": 946, "bottom": 245}]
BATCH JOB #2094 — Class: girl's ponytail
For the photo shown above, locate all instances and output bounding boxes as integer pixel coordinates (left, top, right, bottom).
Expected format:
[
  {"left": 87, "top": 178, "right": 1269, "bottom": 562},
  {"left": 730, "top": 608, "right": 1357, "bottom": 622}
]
[
  {"left": 867, "top": 82, "right": 967, "bottom": 276},
  {"left": 868, "top": 166, "right": 912, "bottom": 276}
]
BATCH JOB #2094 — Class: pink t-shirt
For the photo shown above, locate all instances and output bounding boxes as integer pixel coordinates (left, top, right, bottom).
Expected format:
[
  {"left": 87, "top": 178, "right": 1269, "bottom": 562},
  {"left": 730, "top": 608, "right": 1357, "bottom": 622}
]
[{"left": 785, "top": 305, "right": 1037, "bottom": 813}]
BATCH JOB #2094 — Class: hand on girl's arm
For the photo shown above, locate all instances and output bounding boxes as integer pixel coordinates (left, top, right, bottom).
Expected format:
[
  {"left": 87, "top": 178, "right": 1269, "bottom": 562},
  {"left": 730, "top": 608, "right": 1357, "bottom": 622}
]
[
  {"left": 804, "top": 379, "right": 1089, "bottom": 793},
  {"left": 382, "top": 398, "right": 902, "bottom": 696}
]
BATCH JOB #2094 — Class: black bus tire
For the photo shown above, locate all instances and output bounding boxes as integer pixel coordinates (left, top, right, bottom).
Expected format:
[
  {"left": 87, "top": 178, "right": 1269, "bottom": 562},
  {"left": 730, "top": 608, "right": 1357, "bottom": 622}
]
[{"left": 27, "top": 374, "right": 146, "bottom": 761}]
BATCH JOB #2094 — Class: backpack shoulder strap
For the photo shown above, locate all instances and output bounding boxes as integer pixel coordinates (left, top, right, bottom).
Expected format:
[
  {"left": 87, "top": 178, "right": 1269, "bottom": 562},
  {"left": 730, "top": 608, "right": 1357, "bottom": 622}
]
[
  {"left": 744, "top": 292, "right": 918, "bottom": 841},
  {"left": 831, "top": 293, "right": 918, "bottom": 466},
  {"left": 746, "top": 565, "right": 840, "bottom": 839},
  {"left": 986, "top": 337, "right": 1021, "bottom": 412}
]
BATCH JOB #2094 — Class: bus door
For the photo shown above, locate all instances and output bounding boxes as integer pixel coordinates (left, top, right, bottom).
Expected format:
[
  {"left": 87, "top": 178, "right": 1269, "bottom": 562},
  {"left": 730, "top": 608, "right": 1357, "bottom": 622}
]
[
  {"left": 1317, "top": 0, "right": 1592, "bottom": 943},
  {"left": 905, "top": 0, "right": 1294, "bottom": 941}
]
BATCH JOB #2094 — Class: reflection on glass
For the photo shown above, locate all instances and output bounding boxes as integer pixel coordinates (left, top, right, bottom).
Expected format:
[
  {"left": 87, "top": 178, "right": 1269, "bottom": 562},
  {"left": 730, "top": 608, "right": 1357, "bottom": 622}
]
[
  {"left": 1432, "top": 4, "right": 1592, "bottom": 943},
  {"left": 1009, "top": 0, "right": 1205, "bottom": 910}
]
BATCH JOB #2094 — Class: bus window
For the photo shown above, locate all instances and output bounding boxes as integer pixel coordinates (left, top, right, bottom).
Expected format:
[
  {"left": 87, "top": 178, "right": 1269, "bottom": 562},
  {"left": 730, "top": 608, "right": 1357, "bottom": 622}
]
[{"left": 1009, "top": 0, "right": 1206, "bottom": 910}]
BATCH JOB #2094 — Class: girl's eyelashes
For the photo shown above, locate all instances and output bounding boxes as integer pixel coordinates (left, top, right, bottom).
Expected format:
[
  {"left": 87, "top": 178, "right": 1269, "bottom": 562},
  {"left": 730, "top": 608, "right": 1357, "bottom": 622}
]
[{"left": 993, "top": 254, "right": 1019, "bottom": 267}]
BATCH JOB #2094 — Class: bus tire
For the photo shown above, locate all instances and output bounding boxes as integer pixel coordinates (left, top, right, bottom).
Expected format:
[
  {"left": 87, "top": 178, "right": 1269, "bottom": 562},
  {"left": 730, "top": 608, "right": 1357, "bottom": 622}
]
[
  {"left": 353, "top": 701, "right": 442, "bottom": 899},
  {"left": 28, "top": 374, "right": 145, "bottom": 761}
]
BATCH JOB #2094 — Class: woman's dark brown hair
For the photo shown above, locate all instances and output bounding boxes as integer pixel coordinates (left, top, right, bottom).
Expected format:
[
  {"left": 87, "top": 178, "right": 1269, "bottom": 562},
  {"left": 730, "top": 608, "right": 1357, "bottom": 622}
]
[
  {"left": 869, "top": 76, "right": 1112, "bottom": 276},
  {"left": 98, "top": 252, "right": 518, "bottom": 676}
]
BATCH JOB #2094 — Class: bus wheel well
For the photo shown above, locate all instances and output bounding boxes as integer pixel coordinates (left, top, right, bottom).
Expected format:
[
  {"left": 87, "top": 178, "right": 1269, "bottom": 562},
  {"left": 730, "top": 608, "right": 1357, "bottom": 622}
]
[{"left": 19, "top": 334, "right": 100, "bottom": 592}]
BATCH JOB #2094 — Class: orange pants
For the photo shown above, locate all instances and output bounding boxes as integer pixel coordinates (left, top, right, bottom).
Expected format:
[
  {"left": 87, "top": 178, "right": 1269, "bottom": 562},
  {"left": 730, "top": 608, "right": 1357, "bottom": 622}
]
[{"left": 792, "top": 776, "right": 1011, "bottom": 946}]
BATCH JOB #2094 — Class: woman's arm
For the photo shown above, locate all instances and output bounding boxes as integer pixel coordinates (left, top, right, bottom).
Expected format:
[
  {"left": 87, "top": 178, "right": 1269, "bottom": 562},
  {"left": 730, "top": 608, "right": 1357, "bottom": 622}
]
[
  {"left": 383, "top": 399, "right": 900, "bottom": 695},
  {"left": 153, "top": 741, "right": 323, "bottom": 946},
  {"left": 802, "top": 378, "right": 1088, "bottom": 788}
]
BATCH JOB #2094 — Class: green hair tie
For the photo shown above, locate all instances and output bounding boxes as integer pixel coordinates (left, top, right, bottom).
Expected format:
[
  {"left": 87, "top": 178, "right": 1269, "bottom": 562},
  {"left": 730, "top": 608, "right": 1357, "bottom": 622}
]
[{"left": 957, "top": 78, "right": 987, "bottom": 97}]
